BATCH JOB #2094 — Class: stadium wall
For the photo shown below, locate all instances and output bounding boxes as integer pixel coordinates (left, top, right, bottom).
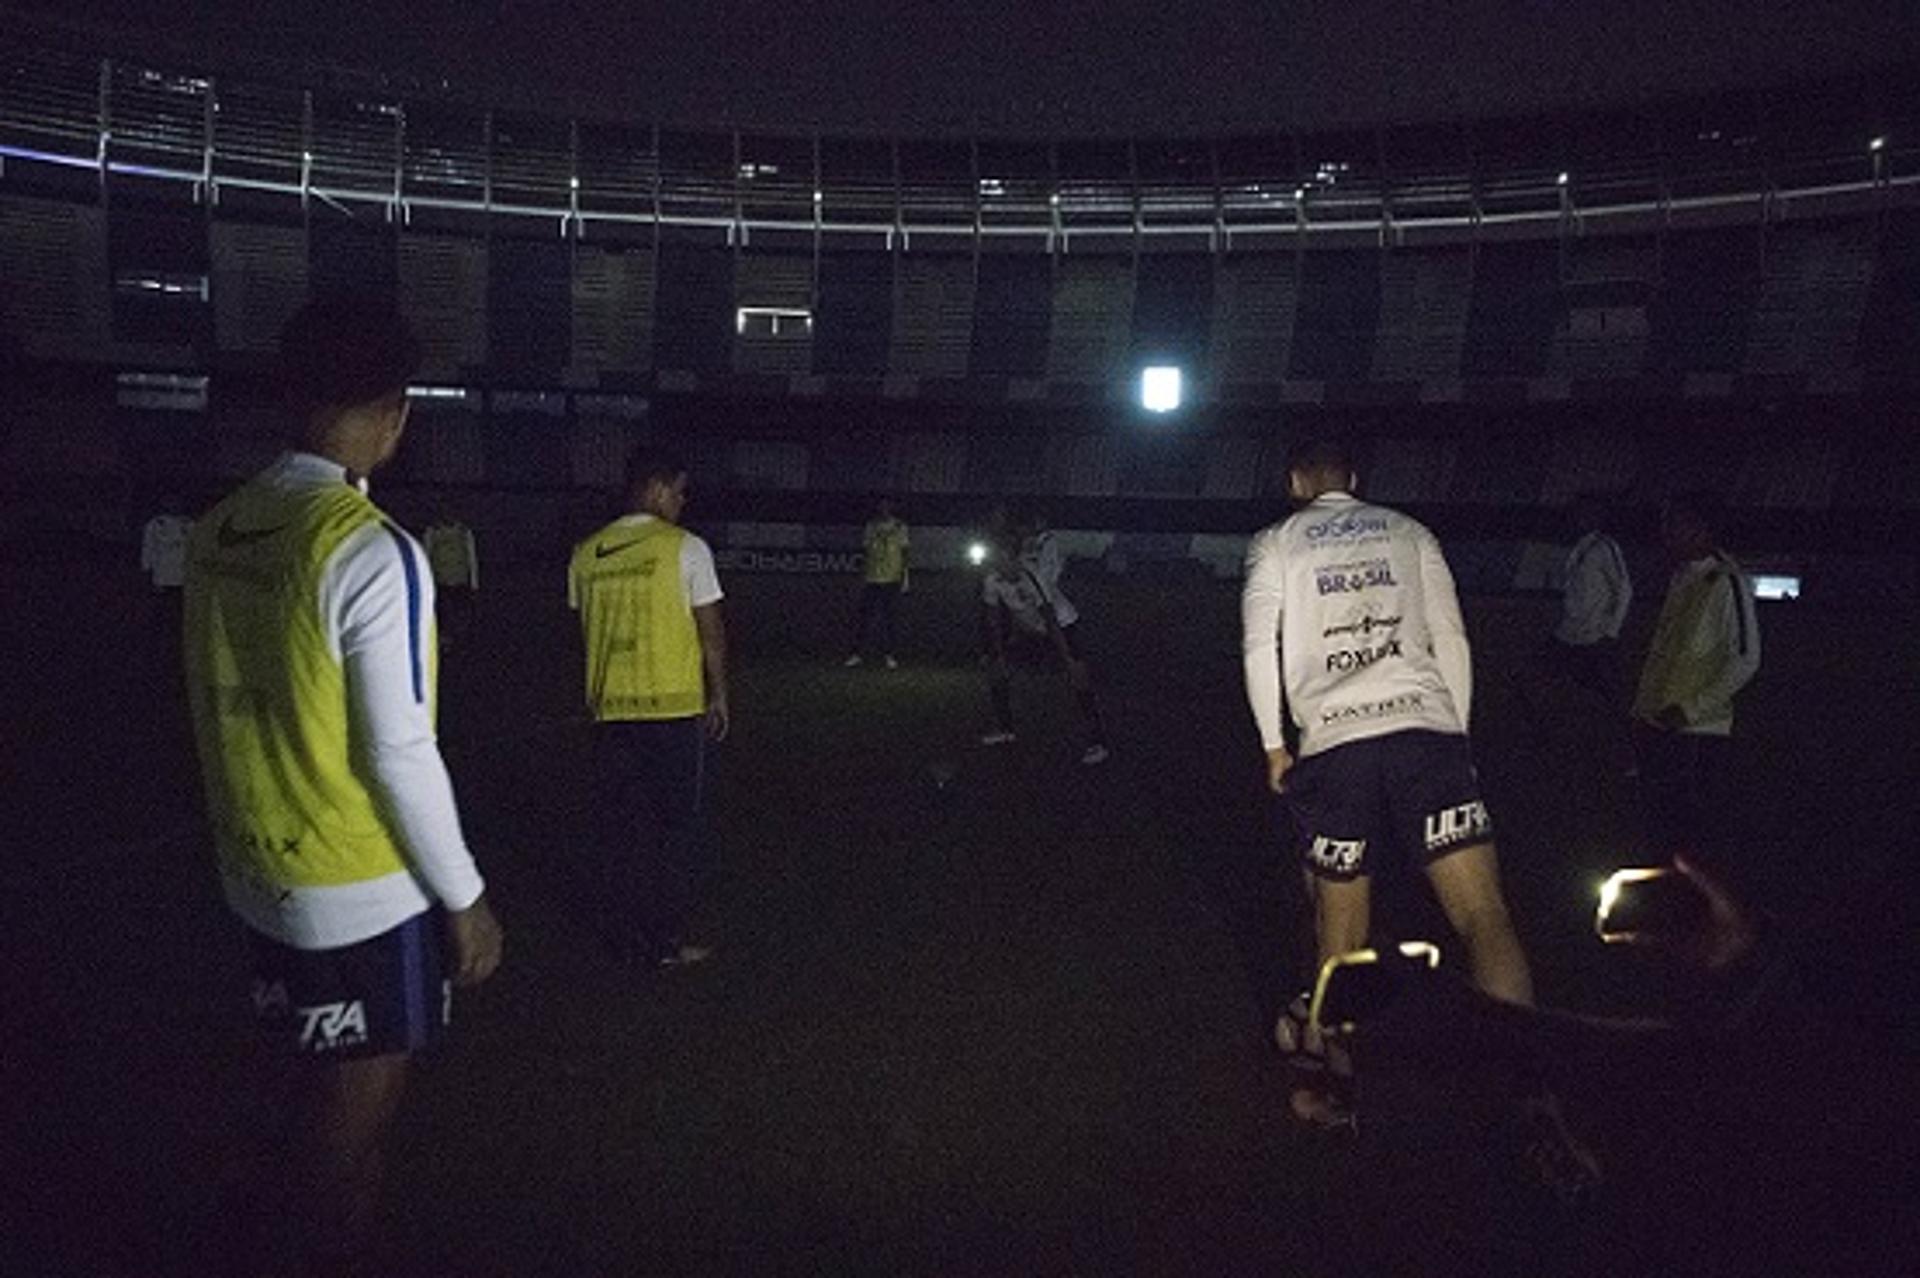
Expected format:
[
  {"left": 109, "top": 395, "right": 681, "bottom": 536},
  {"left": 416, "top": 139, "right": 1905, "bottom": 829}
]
[
  {"left": 4, "top": 38, "right": 1918, "bottom": 599},
  {"left": 7, "top": 189, "right": 1920, "bottom": 396}
]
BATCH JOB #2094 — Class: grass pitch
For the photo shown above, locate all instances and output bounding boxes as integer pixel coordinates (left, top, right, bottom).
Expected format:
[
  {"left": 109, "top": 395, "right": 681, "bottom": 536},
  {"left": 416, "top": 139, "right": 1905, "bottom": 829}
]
[{"left": 5, "top": 558, "right": 1914, "bottom": 1275}]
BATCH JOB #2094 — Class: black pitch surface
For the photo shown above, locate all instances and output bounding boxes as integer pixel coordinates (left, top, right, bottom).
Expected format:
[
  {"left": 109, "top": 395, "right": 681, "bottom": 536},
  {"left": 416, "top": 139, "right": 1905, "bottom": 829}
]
[{"left": 4, "top": 556, "right": 1915, "bottom": 1276}]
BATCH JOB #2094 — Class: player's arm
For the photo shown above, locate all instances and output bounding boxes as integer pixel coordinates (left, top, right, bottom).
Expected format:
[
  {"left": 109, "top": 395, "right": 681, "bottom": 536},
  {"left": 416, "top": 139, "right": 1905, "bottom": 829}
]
[
  {"left": 1036, "top": 594, "right": 1091, "bottom": 690},
  {"left": 1604, "top": 538, "right": 1632, "bottom": 620},
  {"left": 1240, "top": 532, "right": 1292, "bottom": 791},
  {"left": 1418, "top": 530, "right": 1474, "bottom": 731},
  {"left": 1670, "top": 573, "right": 1760, "bottom": 728},
  {"left": 1034, "top": 532, "right": 1064, "bottom": 590},
  {"left": 1024, "top": 570, "right": 1076, "bottom": 664},
  {"left": 695, "top": 604, "right": 729, "bottom": 741},
  {"left": 331, "top": 527, "right": 500, "bottom": 985},
  {"left": 685, "top": 536, "right": 730, "bottom": 741},
  {"left": 1561, "top": 545, "right": 1601, "bottom": 634}
]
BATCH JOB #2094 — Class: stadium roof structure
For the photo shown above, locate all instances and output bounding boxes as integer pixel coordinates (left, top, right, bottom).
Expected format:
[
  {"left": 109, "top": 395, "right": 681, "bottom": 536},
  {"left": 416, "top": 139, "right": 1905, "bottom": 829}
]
[
  {"left": 3, "top": 17, "right": 1918, "bottom": 252},
  {"left": 9, "top": 0, "right": 1920, "bottom": 140}
]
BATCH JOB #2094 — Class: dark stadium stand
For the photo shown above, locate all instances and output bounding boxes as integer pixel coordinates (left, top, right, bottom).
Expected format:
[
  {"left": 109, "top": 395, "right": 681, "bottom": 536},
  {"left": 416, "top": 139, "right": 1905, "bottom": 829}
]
[{"left": 3, "top": 24, "right": 1918, "bottom": 585}]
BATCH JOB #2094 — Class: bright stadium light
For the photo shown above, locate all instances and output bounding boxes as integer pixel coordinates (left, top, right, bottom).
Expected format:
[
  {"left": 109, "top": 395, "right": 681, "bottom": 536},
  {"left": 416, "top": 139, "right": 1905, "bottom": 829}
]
[
  {"left": 1869, "top": 136, "right": 1886, "bottom": 152},
  {"left": 1141, "top": 365, "right": 1183, "bottom": 413},
  {"left": 1556, "top": 170, "right": 1570, "bottom": 186},
  {"left": 967, "top": 542, "right": 989, "bottom": 566}
]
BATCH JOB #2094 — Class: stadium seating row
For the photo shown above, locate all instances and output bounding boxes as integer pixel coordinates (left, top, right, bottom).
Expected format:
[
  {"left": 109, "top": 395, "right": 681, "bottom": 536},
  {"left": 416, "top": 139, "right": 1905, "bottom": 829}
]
[{"left": 4, "top": 194, "right": 1919, "bottom": 391}]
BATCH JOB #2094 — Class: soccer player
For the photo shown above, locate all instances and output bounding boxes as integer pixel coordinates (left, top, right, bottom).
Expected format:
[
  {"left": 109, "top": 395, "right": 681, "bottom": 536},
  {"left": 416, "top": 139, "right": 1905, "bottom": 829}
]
[
  {"left": 1631, "top": 493, "right": 1760, "bottom": 862},
  {"left": 141, "top": 495, "right": 194, "bottom": 676},
  {"left": 569, "top": 448, "right": 730, "bottom": 968},
  {"left": 423, "top": 510, "right": 479, "bottom": 650},
  {"left": 980, "top": 531, "right": 1110, "bottom": 765},
  {"left": 1014, "top": 504, "right": 1064, "bottom": 592},
  {"left": 1549, "top": 493, "right": 1632, "bottom": 704},
  {"left": 1242, "top": 438, "right": 1534, "bottom": 1118},
  {"left": 141, "top": 497, "right": 192, "bottom": 591},
  {"left": 844, "top": 496, "right": 909, "bottom": 668},
  {"left": 1517, "top": 493, "right": 1634, "bottom": 761},
  {"left": 423, "top": 511, "right": 478, "bottom": 592},
  {"left": 182, "top": 295, "right": 503, "bottom": 1270}
]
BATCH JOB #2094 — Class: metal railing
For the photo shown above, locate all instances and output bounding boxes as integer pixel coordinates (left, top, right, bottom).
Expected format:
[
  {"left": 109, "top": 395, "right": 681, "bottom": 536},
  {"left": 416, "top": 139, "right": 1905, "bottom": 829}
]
[{"left": 3, "top": 38, "right": 1916, "bottom": 251}]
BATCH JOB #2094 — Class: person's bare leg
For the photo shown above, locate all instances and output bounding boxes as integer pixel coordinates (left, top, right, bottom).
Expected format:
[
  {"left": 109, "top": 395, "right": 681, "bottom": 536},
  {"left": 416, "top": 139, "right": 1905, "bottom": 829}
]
[
  {"left": 281, "top": 1053, "right": 410, "bottom": 1272},
  {"left": 1284, "top": 875, "right": 1370, "bottom": 1123},
  {"left": 1425, "top": 842, "right": 1535, "bottom": 1006},
  {"left": 1313, "top": 874, "right": 1371, "bottom": 971},
  {"left": 1310, "top": 874, "right": 1369, "bottom": 1066}
]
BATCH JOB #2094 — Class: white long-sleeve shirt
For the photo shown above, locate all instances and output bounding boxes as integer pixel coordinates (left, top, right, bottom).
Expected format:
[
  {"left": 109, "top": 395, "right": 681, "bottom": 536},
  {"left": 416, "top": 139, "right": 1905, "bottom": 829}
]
[
  {"left": 217, "top": 453, "right": 484, "bottom": 949},
  {"left": 1242, "top": 492, "right": 1473, "bottom": 757},
  {"left": 1632, "top": 552, "right": 1761, "bottom": 737},
  {"left": 1555, "top": 531, "right": 1632, "bottom": 644},
  {"left": 983, "top": 562, "right": 1079, "bottom": 634},
  {"left": 141, "top": 514, "right": 192, "bottom": 588}
]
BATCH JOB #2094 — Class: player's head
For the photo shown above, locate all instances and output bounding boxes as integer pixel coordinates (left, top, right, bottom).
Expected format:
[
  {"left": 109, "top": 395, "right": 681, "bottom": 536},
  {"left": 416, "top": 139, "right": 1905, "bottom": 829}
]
[
  {"left": 1286, "top": 437, "right": 1358, "bottom": 503},
  {"left": 628, "top": 447, "right": 690, "bottom": 523},
  {"left": 1660, "top": 491, "right": 1720, "bottom": 560},
  {"left": 279, "top": 292, "right": 422, "bottom": 475},
  {"left": 875, "top": 495, "right": 897, "bottom": 520}
]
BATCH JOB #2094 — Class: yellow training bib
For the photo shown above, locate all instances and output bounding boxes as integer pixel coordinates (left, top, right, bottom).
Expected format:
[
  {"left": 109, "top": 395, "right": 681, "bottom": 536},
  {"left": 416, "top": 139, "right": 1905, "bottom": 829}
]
[
  {"left": 570, "top": 518, "right": 705, "bottom": 721},
  {"left": 184, "top": 480, "right": 427, "bottom": 890}
]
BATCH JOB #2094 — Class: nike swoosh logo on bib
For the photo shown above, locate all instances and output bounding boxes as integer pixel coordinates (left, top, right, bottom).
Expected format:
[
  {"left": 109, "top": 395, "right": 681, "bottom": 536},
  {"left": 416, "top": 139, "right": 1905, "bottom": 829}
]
[
  {"left": 595, "top": 541, "right": 640, "bottom": 559},
  {"left": 216, "top": 516, "right": 288, "bottom": 548}
]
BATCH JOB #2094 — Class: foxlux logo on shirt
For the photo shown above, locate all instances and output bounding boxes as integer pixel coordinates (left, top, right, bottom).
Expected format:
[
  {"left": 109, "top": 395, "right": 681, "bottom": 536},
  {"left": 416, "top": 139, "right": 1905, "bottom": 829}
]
[
  {"left": 1423, "top": 801, "right": 1491, "bottom": 852},
  {"left": 1326, "top": 639, "right": 1402, "bottom": 672},
  {"left": 1315, "top": 560, "right": 1397, "bottom": 596},
  {"left": 296, "top": 1000, "right": 370, "bottom": 1052},
  {"left": 1304, "top": 513, "right": 1390, "bottom": 542}
]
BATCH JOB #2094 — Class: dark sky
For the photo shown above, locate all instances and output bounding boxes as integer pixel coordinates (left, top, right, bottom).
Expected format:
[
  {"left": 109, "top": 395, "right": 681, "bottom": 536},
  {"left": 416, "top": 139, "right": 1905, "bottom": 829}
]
[{"left": 14, "top": 0, "right": 1920, "bottom": 135}]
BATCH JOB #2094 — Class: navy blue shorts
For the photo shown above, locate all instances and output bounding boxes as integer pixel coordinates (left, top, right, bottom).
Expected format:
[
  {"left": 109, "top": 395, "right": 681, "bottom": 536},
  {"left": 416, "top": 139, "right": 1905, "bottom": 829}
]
[
  {"left": 1285, "top": 731, "right": 1493, "bottom": 881},
  {"left": 246, "top": 911, "right": 450, "bottom": 1061}
]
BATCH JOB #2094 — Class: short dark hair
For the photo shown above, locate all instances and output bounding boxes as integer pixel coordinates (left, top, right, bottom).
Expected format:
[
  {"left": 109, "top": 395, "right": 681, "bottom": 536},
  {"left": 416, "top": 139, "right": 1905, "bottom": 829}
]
[
  {"left": 278, "top": 292, "right": 422, "bottom": 417},
  {"left": 1287, "top": 437, "right": 1358, "bottom": 481},
  {"left": 627, "top": 446, "right": 688, "bottom": 497}
]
